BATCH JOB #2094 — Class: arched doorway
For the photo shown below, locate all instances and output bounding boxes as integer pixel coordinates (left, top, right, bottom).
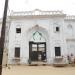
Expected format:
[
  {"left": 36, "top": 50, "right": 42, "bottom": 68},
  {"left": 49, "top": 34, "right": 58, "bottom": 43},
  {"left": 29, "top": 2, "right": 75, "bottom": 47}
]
[
  {"left": 29, "top": 31, "right": 46, "bottom": 62},
  {"left": 27, "top": 25, "right": 49, "bottom": 64}
]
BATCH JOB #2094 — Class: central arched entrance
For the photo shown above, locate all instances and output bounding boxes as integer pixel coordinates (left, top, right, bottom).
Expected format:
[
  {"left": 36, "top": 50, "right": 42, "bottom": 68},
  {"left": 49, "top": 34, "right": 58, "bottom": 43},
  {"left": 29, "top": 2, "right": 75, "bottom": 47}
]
[
  {"left": 27, "top": 25, "right": 49, "bottom": 64},
  {"left": 29, "top": 31, "right": 47, "bottom": 63}
]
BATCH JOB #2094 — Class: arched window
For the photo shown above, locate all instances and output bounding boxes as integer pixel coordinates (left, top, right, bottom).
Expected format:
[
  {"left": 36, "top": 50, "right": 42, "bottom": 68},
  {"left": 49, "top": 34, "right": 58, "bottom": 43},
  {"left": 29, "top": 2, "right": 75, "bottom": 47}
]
[
  {"left": 53, "top": 23, "right": 60, "bottom": 32},
  {"left": 67, "top": 24, "right": 73, "bottom": 36},
  {"left": 30, "top": 31, "right": 45, "bottom": 42},
  {"left": 33, "top": 31, "right": 42, "bottom": 40},
  {"left": 67, "top": 24, "right": 72, "bottom": 29},
  {"left": 16, "top": 25, "right": 21, "bottom": 33}
]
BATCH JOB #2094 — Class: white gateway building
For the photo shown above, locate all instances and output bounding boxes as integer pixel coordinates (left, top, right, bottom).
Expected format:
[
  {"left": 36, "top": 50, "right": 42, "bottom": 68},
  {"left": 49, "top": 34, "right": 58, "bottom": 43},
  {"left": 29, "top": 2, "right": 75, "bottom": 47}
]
[{"left": 0, "top": 9, "right": 75, "bottom": 65}]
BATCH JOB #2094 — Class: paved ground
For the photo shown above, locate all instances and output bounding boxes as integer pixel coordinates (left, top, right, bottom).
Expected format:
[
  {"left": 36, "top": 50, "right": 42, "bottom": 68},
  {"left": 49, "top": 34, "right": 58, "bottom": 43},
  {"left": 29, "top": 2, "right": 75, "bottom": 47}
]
[{"left": 2, "top": 65, "right": 75, "bottom": 75}]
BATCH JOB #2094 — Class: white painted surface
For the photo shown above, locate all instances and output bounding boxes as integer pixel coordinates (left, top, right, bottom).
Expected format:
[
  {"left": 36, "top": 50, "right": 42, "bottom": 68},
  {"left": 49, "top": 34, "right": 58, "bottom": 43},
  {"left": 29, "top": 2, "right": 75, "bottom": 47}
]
[{"left": 0, "top": 10, "right": 75, "bottom": 64}]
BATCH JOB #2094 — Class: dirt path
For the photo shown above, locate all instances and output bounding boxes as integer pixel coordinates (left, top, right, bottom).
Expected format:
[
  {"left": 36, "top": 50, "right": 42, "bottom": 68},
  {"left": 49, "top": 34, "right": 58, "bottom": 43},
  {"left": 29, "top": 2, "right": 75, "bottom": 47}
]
[{"left": 2, "top": 66, "right": 75, "bottom": 75}]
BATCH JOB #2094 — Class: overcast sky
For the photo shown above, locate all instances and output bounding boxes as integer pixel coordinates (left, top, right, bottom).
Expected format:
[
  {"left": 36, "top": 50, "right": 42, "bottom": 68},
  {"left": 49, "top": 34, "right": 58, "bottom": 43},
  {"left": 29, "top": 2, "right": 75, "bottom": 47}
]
[{"left": 0, "top": 0, "right": 75, "bottom": 18}]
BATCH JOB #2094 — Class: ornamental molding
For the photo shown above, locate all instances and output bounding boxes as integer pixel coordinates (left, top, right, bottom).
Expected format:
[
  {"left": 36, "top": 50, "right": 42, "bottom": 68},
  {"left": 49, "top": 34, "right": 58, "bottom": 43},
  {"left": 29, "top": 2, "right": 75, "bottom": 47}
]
[{"left": 10, "top": 9, "right": 65, "bottom": 17}]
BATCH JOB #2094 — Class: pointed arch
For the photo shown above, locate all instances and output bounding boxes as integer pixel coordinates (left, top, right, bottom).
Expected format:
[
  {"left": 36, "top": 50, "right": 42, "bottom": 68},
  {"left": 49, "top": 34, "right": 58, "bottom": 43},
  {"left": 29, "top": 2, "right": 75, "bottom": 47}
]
[{"left": 26, "top": 25, "right": 49, "bottom": 42}]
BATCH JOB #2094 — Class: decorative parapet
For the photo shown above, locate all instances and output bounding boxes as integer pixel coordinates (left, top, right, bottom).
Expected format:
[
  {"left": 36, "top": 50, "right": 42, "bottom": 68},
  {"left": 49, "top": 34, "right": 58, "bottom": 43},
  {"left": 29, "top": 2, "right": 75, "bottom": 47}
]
[
  {"left": 0, "top": 9, "right": 75, "bottom": 21},
  {"left": 10, "top": 9, "right": 65, "bottom": 17},
  {"left": 65, "top": 16, "right": 75, "bottom": 20}
]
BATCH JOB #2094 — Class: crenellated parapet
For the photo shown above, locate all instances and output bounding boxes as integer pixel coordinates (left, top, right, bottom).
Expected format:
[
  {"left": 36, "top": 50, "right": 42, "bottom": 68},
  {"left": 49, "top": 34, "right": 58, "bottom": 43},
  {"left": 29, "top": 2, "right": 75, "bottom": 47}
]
[
  {"left": 0, "top": 9, "right": 75, "bottom": 22},
  {"left": 65, "top": 15, "right": 75, "bottom": 20},
  {"left": 10, "top": 9, "right": 65, "bottom": 17}
]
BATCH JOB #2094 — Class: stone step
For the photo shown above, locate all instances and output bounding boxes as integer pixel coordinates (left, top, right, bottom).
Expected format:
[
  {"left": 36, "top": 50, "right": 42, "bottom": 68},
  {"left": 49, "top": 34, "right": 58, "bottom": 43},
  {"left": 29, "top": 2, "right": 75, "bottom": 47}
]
[{"left": 29, "top": 61, "right": 47, "bottom": 66}]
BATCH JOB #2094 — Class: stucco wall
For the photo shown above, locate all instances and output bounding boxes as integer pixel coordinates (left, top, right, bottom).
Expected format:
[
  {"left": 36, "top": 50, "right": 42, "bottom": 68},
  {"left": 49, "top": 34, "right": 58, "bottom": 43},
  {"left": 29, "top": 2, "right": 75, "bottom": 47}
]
[
  {"left": 0, "top": 11, "right": 75, "bottom": 65},
  {"left": 7, "top": 16, "right": 68, "bottom": 64}
]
